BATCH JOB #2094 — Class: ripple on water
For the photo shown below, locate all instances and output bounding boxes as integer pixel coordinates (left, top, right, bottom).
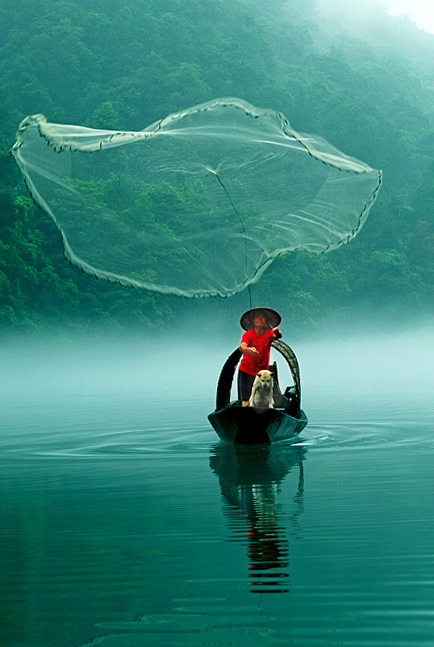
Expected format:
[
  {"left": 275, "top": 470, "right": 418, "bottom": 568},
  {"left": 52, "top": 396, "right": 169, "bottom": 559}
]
[{"left": 81, "top": 597, "right": 280, "bottom": 647}]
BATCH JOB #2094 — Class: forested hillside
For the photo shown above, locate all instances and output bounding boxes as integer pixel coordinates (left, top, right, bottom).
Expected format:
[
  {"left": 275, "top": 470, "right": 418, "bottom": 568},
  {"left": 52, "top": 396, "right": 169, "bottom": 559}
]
[{"left": 1, "top": 0, "right": 434, "bottom": 334}]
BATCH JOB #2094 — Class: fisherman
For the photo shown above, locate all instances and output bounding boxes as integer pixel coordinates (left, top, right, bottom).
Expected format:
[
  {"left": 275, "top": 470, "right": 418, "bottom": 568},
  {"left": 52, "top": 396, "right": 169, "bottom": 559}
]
[{"left": 238, "top": 308, "right": 282, "bottom": 407}]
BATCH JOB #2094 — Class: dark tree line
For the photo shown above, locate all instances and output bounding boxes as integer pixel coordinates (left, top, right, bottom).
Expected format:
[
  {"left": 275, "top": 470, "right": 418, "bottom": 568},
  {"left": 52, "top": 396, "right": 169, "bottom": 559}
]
[{"left": 1, "top": 0, "right": 434, "bottom": 333}]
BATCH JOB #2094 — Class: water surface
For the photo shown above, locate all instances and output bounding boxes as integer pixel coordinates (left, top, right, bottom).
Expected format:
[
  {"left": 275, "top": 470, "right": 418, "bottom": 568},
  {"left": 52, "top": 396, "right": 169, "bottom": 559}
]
[{"left": 1, "top": 331, "right": 434, "bottom": 647}]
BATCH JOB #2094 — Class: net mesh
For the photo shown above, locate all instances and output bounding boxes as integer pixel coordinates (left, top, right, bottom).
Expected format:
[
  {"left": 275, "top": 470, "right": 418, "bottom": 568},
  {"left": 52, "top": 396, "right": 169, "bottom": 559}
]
[{"left": 12, "top": 97, "right": 382, "bottom": 298}]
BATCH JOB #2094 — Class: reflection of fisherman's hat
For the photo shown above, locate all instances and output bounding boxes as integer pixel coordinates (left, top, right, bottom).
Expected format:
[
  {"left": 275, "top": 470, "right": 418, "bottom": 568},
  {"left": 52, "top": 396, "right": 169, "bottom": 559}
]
[{"left": 240, "top": 307, "right": 281, "bottom": 331}]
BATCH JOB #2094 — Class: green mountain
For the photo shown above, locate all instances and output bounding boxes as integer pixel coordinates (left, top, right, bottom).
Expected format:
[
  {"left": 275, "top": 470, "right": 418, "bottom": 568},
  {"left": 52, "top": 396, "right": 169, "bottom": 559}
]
[{"left": 1, "top": 0, "right": 434, "bottom": 333}]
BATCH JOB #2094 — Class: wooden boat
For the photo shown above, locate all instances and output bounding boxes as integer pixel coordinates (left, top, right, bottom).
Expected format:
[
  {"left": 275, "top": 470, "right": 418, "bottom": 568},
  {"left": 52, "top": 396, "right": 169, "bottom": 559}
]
[{"left": 208, "top": 339, "right": 308, "bottom": 444}]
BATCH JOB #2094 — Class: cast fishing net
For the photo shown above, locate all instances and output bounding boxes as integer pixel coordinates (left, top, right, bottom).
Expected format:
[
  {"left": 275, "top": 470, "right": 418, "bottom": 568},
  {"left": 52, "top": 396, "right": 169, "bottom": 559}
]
[{"left": 12, "top": 97, "right": 382, "bottom": 297}]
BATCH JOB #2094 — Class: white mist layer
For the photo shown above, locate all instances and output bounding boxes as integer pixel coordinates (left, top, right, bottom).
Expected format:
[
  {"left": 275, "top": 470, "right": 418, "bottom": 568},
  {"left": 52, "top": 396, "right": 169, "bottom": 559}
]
[{"left": 1, "top": 327, "right": 432, "bottom": 406}]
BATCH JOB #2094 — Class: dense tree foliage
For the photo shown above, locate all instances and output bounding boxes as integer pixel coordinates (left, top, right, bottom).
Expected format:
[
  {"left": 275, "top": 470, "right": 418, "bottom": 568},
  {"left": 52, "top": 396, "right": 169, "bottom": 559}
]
[{"left": 1, "top": 0, "right": 434, "bottom": 333}]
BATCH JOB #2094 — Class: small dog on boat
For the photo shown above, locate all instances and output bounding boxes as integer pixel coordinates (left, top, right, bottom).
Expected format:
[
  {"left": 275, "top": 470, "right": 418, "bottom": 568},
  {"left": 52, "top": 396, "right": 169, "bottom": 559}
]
[{"left": 249, "top": 370, "right": 274, "bottom": 408}]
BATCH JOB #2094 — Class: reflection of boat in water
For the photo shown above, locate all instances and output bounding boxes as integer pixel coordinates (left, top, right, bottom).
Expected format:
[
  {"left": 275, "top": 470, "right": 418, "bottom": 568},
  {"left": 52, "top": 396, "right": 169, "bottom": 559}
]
[
  {"left": 210, "top": 443, "right": 305, "bottom": 594},
  {"left": 208, "top": 340, "right": 308, "bottom": 444}
]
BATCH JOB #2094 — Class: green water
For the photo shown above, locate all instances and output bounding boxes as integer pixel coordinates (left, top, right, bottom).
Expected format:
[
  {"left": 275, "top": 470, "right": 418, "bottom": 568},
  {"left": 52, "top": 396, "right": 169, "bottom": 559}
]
[{"left": 1, "top": 333, "right": 434, "bottom": 647}]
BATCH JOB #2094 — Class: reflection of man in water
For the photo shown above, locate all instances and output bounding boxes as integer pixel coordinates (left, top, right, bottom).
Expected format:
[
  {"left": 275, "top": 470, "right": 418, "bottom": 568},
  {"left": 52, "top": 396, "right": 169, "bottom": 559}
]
[
  {"left": 243, "top": 483, "right": 289, "bottom": 581},
  {"left": 209, "top": 443, "right": 306, "bottom": 594},
  {"left": 238, "top": 308, "right": 282, "bottom": 407}
]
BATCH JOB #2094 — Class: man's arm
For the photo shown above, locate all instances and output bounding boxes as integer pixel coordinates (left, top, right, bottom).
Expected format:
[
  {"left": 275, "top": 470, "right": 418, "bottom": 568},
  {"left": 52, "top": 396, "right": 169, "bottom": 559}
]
[
  {"left": 272, "top": 327, "right": 282, "bottom": 340},
  {"left": 240, "top": 342, "right": 259, "bottom": 356}
]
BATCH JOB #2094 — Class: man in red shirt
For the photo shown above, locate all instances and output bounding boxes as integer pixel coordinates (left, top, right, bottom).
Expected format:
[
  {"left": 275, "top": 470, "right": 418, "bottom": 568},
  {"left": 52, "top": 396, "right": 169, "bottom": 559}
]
[{"left": 238, "top": 308, "right": 282, "bottom": 407}]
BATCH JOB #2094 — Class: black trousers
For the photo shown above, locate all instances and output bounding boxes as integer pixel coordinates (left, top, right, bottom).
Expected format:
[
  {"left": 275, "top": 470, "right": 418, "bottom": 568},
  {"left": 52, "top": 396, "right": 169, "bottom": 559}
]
[{"left": 237, "top": 370, "right": 255, "bottom": 401}]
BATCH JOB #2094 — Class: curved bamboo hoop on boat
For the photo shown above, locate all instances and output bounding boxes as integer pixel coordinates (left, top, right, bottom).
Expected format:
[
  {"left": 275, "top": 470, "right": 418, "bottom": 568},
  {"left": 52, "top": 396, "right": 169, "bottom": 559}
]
[{"left": 215, "top": 340, "right": 302, "bottom": 412}]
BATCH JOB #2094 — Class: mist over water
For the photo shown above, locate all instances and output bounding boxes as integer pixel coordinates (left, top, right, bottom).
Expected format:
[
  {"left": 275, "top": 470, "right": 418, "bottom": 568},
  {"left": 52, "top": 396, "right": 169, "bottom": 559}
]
[
  {"left": 3, "top": 324, "right": 431, "bottom": 397},
  {"left": 1, "top": 325, "right": 434, "bottom": 647}
]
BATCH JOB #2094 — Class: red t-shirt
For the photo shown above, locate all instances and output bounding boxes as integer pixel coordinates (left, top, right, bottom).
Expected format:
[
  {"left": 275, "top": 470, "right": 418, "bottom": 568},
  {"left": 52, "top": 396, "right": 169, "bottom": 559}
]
[{"left": 239, "top": 328, "right": 275, "bottom": 376}]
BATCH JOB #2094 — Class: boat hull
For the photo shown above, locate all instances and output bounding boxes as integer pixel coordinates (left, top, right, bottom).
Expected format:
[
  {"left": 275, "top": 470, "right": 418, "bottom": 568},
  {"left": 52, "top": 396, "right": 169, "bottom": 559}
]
[{"left": 208, "top": 403, "right": 308, "bottom": 444}]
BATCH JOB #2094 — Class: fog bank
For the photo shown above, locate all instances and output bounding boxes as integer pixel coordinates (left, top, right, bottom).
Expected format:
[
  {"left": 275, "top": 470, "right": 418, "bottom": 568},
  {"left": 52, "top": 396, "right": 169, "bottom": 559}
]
[{"left": 1, "top": 325, "right": 432, "bottom": 408}]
